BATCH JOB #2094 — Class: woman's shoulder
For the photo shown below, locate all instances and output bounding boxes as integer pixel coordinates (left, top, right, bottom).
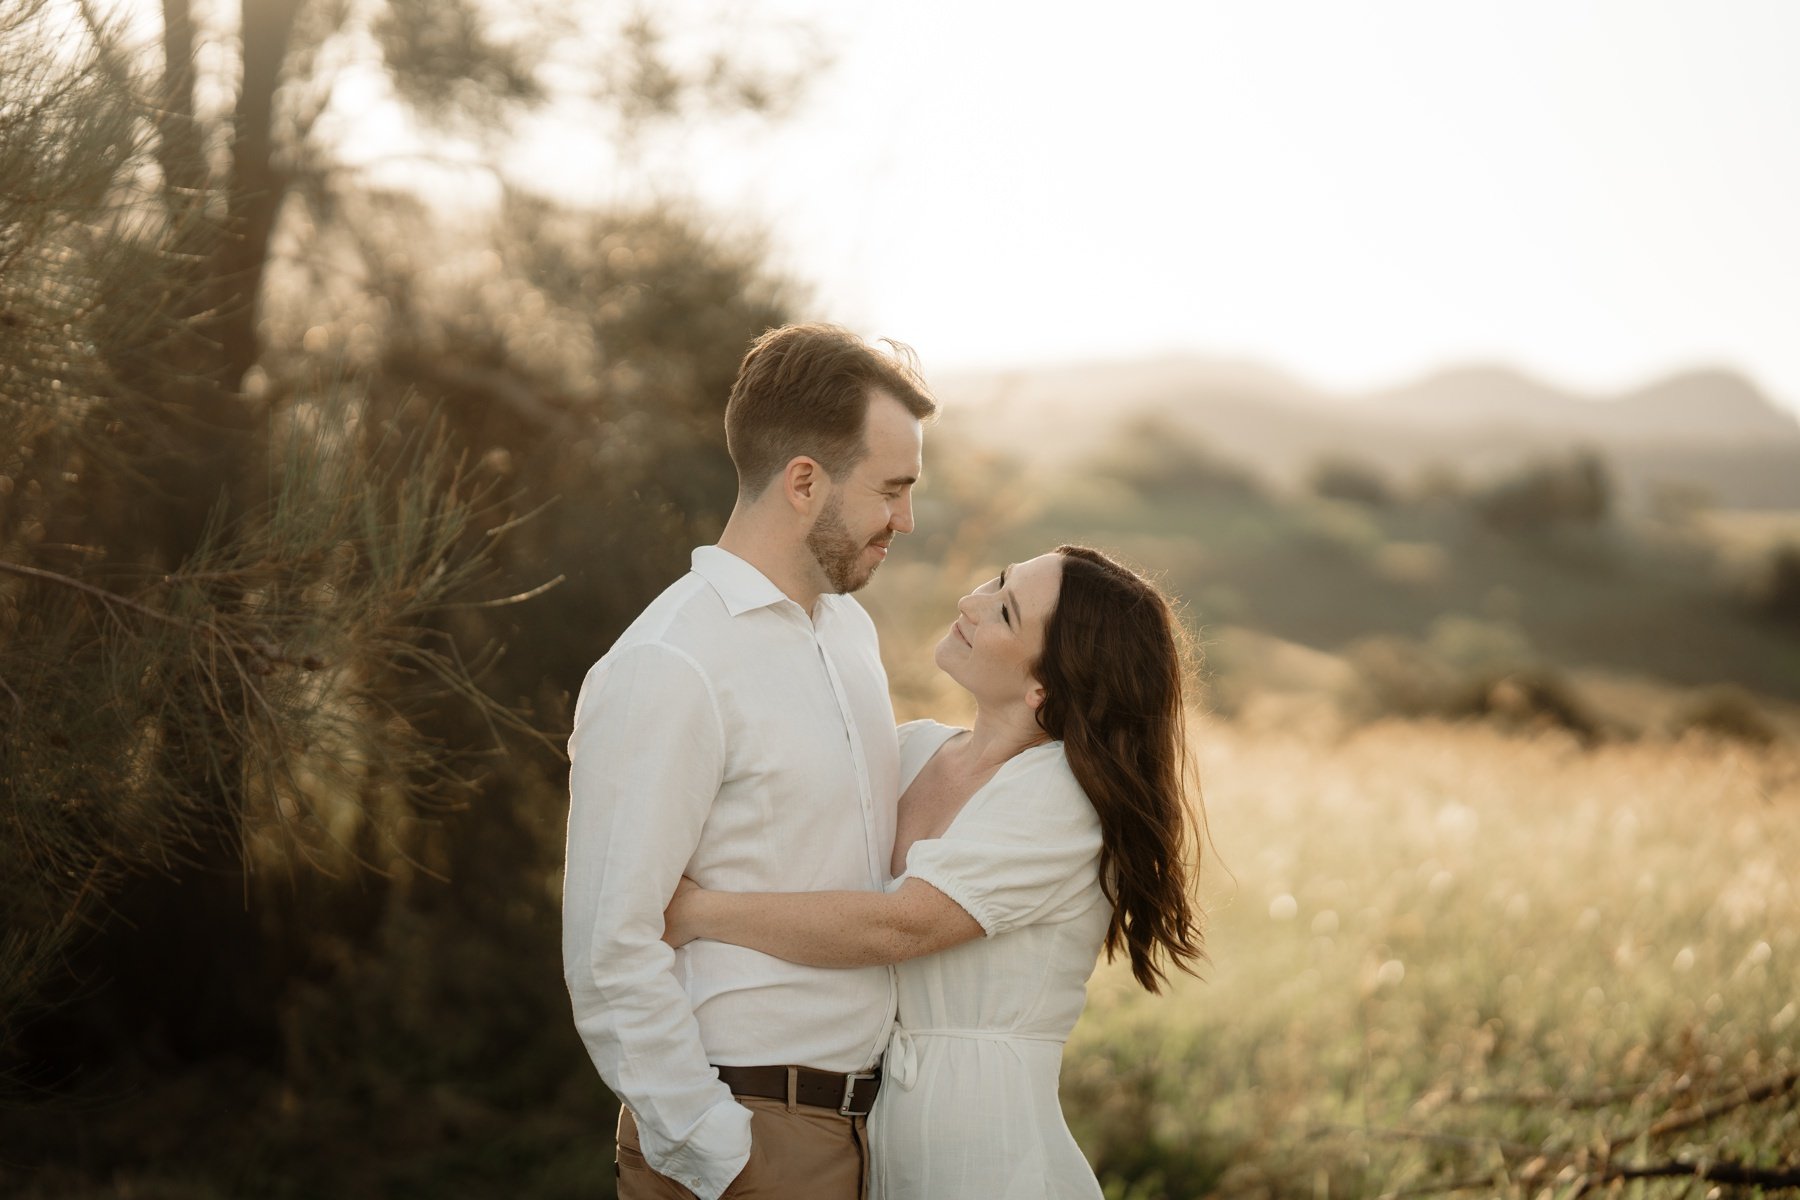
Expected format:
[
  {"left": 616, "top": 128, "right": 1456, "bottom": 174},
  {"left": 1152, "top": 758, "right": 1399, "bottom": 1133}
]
[
  {"left": 898, "top": 718, "right": 962, "bottom": 748},
  {"left": 897, "top": 719, "right": 964, "bottom": 777}
]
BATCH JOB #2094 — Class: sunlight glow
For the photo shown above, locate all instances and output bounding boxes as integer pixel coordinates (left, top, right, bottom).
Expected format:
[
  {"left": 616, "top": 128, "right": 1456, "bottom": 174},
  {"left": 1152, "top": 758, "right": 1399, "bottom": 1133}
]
[{"left": 497, "top": 0, "right": 1800, "bottom": 412}]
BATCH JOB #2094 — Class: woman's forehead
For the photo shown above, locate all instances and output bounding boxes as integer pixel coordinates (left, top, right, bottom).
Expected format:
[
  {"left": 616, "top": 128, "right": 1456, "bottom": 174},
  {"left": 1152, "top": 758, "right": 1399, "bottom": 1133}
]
[{"left": 1011, "top": 553, "right": 1064, "bottom": 625}]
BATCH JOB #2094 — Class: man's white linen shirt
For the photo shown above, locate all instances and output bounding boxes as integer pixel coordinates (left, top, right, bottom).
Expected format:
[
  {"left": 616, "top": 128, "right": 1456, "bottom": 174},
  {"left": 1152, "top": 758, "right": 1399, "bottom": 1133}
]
[{"left": 563, "top": 546, "right": 901, "bottom": 1200}]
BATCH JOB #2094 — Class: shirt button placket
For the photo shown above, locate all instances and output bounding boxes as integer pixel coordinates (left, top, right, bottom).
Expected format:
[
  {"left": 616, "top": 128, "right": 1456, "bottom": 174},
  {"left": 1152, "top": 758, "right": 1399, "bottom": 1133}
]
[{"left": 813, "top": 624, "right": 881, "bottom": 883}]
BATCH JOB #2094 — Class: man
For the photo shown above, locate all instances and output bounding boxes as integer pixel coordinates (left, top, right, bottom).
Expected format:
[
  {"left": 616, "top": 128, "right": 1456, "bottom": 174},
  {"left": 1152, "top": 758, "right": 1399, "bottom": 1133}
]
[{"left": 563, "top": 323, "right": 936, "bottom": 1199}]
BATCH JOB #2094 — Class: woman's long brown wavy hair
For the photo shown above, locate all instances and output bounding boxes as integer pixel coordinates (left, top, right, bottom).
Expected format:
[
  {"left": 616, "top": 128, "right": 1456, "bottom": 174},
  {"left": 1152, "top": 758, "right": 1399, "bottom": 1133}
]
[{"left": 1033, "top": 546, "right": 1206, "bottom": 992}]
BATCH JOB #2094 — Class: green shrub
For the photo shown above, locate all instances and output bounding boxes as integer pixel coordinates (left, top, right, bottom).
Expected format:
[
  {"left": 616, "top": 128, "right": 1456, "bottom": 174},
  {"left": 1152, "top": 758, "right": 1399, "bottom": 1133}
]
[
  {"left": 1090, "top": 415, "right": 1267, "bottom": 501},
  {"left": 1475, "top": 668, "right": 1603, "bottom": 744},
  {"left": 1747, "top": 542, "right": 1800, "bottom": 633},
  {"left": 1345, "top": 628, "right": 1602, "bottom": 743},
  {"left": 1345, "top": 634, "right": 1466, "bottom": 719},
  {"left": 1670, "top": 684, "right": 1782, "bottom": 745},
  {"left": 1472, "top": 450, "right": 1612, "bottom": 534},
  {"left": 1309, "top": 455, "right": 1394, "bottom": 507}
]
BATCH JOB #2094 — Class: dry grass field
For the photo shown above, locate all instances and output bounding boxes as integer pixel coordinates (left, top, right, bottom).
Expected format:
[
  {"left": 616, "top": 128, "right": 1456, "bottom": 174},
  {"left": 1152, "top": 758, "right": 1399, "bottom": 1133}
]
[{"left": 1056, "top": 718, "right": 1800, "bottom": 1198}]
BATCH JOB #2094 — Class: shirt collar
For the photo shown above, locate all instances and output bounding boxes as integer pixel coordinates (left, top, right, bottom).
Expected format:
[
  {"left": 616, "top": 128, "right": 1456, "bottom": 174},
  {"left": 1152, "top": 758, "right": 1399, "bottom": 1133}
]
[{"left": 691, "top": 545, "right": 800, "bottom": 617}]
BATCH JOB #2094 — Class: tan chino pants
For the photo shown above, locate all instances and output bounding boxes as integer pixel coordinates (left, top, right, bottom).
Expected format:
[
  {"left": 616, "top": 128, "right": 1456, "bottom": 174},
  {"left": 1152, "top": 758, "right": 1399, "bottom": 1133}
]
[{"left": 615, "top": 1095, "right": 868, "bottom": 1200}]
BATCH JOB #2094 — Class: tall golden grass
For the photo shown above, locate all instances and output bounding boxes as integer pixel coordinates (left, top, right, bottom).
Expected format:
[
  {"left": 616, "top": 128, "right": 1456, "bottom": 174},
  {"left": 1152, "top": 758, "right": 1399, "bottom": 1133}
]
[{"left": 1063, "top": 717, "right": 1799, "bottom": 1198}]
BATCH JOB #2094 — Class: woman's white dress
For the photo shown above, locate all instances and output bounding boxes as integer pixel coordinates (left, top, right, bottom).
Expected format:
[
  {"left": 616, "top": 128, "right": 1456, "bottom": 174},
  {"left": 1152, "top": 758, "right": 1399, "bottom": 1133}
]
[{"left": 870, "top": 720, "right": 1111, "bottom": 1200}]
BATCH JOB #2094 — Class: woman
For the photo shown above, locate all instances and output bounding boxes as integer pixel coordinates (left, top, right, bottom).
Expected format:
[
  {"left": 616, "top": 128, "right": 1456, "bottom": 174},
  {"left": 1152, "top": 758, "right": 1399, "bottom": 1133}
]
[{"left": 663, "top": 545, "right": 1206, "bottom": 1198}]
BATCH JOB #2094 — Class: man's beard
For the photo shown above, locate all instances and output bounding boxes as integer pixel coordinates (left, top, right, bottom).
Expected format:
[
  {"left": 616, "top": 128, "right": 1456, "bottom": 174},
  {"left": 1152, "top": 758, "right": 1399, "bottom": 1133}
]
[{"left": 807, "top": 493, "right": 882, "bottom": 594}]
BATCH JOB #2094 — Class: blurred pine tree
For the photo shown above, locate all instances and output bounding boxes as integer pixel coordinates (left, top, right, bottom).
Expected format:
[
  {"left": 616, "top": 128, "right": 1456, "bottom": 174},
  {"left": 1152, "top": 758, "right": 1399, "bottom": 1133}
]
[{"left": 1, "top": 1, "right": 804, "bottom": 1159}]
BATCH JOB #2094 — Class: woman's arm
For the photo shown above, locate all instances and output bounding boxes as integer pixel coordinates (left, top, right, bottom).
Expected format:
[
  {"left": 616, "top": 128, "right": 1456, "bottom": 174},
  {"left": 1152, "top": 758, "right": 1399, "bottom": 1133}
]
[{"left": 663, "top": 877, "right": 984, "bottom": 968}]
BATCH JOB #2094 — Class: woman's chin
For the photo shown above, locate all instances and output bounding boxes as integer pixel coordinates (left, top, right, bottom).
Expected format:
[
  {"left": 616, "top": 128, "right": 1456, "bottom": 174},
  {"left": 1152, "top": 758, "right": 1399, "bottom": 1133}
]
[{"left": 931, "top": 636, "right": 960, "bottom": 675}]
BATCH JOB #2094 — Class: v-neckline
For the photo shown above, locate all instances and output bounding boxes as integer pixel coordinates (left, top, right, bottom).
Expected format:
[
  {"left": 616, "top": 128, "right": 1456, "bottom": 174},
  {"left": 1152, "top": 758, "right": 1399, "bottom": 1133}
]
[{"left": 893, "top": 722, "right": 1050, "bottom": 877}]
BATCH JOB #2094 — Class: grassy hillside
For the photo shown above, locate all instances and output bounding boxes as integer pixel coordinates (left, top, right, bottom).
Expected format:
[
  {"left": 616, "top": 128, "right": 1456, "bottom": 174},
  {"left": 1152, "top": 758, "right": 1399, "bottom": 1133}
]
[
  {"left": 872, "top": 417, "right": 1800, "bottom": 735},
  {"left": 934, "top": 358, "right": 1800, "bottom": 511}
]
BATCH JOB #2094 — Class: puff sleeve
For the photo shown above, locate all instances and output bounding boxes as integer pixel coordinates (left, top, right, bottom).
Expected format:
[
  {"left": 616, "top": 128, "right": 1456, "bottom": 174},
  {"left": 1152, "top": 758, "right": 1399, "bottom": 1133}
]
[{"left": 896, "top": 743, "right": 1102, "bottom": 937}]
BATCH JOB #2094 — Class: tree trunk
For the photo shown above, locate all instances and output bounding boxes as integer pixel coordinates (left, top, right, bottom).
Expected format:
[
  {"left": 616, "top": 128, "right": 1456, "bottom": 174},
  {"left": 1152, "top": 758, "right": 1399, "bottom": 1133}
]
[
  {"left": 147, "top": 0, "right": 303, "bottom": 568},
  {"left": 156, "top": 0, "right": 207, "bottom": 208},
  {"left": 208, "top": 0, "right": 304, "bottom": 399}
]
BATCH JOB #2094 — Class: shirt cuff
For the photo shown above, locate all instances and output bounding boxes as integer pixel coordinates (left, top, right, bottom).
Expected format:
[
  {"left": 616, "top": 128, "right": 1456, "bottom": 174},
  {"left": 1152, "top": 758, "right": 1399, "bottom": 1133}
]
[{"left": 642, "top": 1095, "right": 753, "bottom": 1200}]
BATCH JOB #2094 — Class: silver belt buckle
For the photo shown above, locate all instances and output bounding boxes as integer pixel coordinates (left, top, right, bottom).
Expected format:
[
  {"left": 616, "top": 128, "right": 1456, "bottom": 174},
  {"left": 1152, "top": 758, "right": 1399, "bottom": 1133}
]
[{"left": 839, "top": 1070, "right": 877, "bottom": 1116}]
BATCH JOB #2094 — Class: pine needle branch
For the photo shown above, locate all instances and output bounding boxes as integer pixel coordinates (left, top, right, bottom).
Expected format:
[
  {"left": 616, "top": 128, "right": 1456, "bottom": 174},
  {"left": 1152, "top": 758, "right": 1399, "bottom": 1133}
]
[
  {"left": 1601, "top": 1158, "right": 1800, "bottom": 1189},
  {"left": 1607, "top": 1068, "right": 1800, "bottom": 1152}
]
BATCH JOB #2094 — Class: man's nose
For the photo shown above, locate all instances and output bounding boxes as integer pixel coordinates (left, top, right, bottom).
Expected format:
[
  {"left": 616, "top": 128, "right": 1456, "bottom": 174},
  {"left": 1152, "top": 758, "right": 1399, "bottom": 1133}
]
[{"left": 890, "top": 493, "right": 915, "bottom": 534}]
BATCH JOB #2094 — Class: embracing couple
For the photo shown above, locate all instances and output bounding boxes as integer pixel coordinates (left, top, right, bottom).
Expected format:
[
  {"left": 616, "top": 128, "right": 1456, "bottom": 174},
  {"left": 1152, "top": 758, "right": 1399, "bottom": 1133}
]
[{"left": 563, "top": 324, "right": 1207, "bottom": 1199}]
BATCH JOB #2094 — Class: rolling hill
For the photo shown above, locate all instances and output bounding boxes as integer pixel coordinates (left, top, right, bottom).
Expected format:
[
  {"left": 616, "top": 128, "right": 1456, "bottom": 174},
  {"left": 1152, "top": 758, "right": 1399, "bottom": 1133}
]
[{"left": 936, "top": 357, "right": 1800, "bottom": 510}]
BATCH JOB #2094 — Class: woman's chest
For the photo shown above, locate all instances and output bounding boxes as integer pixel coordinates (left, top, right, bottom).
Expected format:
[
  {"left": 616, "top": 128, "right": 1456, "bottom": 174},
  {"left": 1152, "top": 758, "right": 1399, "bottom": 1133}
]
[{"left": 889, "top": 766, "right": 978, "bottom": 877}]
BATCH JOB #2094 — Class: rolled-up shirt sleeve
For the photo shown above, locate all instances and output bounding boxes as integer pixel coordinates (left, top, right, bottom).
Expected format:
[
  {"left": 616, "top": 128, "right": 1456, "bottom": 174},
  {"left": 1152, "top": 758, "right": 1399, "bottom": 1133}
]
[{"left": 562, "top": 640, "right": 750, "bottom": 1200}]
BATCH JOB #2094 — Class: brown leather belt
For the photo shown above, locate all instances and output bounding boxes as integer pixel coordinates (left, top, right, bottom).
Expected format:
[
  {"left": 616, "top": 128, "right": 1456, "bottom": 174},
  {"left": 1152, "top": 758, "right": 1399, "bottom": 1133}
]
[{"left": 713, "top": 1064, "right": 881, "bottom": 1117}]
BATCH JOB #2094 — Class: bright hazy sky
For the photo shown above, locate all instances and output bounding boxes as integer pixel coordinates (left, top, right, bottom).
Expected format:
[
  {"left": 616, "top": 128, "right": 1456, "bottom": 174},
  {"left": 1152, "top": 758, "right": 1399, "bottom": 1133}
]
[{"left": 401, "top": 2, "right": 1800, "bottom": 414}]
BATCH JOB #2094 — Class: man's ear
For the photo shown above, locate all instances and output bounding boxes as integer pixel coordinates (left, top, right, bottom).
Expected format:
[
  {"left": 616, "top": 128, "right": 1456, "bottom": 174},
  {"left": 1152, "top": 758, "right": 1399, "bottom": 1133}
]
[{"left": 783, "top": 456, "right": 825, "bottom": 513}]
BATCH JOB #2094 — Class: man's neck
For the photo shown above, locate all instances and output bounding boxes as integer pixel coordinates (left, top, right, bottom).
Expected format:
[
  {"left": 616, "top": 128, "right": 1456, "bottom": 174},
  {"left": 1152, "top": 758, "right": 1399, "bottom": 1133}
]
[{"left": 717, "top": 505, "right": 826, "bottom": 615}]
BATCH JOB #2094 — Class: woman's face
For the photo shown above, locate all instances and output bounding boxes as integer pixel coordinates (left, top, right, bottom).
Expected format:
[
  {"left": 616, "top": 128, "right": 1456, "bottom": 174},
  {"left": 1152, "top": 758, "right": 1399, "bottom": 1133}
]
[{"left": 934, "top": 552, "right": 1064, "bottom": 709}]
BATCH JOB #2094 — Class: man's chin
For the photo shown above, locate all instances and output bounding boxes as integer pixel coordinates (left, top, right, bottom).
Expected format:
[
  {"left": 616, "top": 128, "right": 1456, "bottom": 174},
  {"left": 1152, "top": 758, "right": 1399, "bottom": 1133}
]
[{"left": 836, "top": 548, "right": 891, "bottom": 594}]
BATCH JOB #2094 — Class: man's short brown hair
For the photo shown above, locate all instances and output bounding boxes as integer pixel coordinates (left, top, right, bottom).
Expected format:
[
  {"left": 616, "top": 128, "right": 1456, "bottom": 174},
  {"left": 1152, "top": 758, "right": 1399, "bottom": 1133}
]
[{"left": 725, "top": 323, "right": 936, "bottom": 496}]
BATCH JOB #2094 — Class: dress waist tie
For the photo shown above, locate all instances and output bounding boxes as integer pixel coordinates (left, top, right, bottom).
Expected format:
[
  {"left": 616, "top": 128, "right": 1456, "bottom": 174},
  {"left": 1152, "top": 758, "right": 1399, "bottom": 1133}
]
[{"left": 885, "top": 1026, "right": 1068, "bottom": 1090}]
